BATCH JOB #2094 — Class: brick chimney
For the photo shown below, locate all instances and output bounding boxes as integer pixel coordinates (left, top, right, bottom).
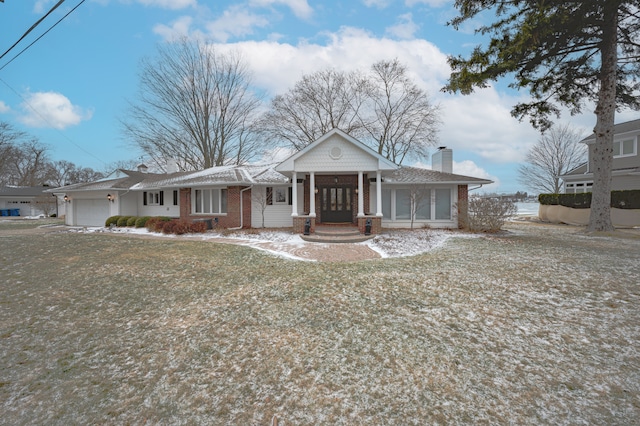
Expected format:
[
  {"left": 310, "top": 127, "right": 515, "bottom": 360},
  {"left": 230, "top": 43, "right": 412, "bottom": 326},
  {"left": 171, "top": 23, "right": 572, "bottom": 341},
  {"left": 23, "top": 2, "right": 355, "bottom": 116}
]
[{"left": 432, "top": 147, "right": 453, "bottom": 174}]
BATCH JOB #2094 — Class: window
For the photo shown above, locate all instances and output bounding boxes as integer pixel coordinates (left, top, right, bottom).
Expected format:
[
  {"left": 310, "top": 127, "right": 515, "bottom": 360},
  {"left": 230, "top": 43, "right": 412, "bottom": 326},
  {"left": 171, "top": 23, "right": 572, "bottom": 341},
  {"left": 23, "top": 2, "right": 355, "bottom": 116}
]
[
  {"left": 173, "top": 190, "right": 178, "bottom": 206},
  {"left": 415, "top": 189, "right": 431, "bottom": 220},
  {"left": 266, "top": 186, "right": 292, "bottom": 205},
  {"left": 613, "top": 138, "right": 637, "bottom": 157},
  {"left": 381, "top": 188, "right": 391, "bottom": 219},
  {"left": 435, "top": 188, "right": 451, "bottom": 220},
  {"left": 565, "top": 181, "right": 592, "bottom": 194},
  {"left": 395, "top": 189, "right": 411, "bottom": 219},
  {"left": 143, "top": 191, "right": 163, "bottom": 206},
  {"left": 193, "top": 188, "right": 227, "bottom": 214}
]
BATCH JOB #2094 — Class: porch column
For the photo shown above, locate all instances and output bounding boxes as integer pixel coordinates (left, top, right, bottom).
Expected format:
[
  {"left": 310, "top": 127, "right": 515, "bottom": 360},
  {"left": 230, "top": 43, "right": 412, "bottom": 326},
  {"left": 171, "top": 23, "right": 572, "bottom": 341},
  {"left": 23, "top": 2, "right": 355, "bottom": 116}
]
[
  {"left": 376, "top": 170, "right": 383, "bottom": 217},
  {"left": 291, "top": 172, "right": 298, "bottom": 216},
  {"left": 357, "top": 171, "right": 364, "bottom": 217},
  {"left": 309, "top": 172, "right": 316, "bottom": 217}
]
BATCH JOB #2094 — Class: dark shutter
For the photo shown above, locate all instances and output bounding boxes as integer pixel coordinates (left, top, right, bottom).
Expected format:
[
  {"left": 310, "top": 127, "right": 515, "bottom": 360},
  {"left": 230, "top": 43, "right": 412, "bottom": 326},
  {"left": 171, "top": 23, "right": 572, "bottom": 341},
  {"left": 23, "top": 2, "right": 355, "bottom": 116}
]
[
  {"left": 173, "top": 190, "right": 178, "bottom": 206},
  {"left": 266, "top": 187, "right": 273, "bottom": 205},
  {"left": 288, "top": 187, "right": 293, "bottom": 205},
  {"left": 143, "top": 192, "right": 147, "bottom": 205},
  {"left": 159, "top": 191, "right": 164, "bottom": 206}
]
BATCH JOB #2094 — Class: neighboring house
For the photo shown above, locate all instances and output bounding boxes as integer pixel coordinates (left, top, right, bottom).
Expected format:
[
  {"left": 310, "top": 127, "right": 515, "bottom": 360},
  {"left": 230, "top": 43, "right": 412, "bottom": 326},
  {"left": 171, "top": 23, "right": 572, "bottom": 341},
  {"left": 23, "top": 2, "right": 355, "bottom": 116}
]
[
  {"left": 0, "top": 186, "right": 60, "bottom": 217},
  {"left": 561, "top": 118, "right": 640, "bottom": 193},
  {"left": 50, "top": 129, "right": 492, "bottom": 232}
]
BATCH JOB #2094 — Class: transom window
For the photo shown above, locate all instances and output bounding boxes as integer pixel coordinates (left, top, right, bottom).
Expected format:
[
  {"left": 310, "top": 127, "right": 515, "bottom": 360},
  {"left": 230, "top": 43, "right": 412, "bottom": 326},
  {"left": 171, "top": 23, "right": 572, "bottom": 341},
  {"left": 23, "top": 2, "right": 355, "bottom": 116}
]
[
  {"left": 613, "top": 138, "right": 637, "bottom": 158},
  {"left": 194, "top": 188, "right": 227, "bottom": 214},
  {"left": 565, "top": 182, "right": 593, "bottom": 194},
  {"left": 266, "top": 186, "right": 292, "bottom": 205}
]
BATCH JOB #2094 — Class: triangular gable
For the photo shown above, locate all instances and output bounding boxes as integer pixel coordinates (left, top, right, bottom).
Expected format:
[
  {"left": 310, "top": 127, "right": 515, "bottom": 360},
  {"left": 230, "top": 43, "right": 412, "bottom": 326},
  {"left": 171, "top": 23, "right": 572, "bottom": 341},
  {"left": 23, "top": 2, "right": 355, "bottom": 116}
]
[{"left": 276, "top": 128, "right": 398, "bottom": 173}]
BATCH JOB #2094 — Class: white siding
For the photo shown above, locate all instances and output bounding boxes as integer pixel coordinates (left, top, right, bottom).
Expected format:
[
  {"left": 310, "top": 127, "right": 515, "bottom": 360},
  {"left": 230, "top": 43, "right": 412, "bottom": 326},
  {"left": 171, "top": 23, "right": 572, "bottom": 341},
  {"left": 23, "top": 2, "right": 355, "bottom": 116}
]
[
  {"left": 295, "top": 134, "right": 379, "bottom": 172},
  {"left": 250, "top": 185, "right": 300, "bottom": 228}
]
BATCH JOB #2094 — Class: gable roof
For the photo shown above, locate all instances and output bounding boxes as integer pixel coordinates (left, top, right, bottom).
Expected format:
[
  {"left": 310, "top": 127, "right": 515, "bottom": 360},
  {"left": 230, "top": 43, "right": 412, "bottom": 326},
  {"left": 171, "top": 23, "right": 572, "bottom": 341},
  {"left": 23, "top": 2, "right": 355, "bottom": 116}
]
[
  {"left": 581, "top": 118, "right": 640, "bottom": 144},
  {"left": 276, "top": 128, "right": 398, "bottom": 172},
  {"left": 385, "top": 166, "right": 493, "bottom": 185}
]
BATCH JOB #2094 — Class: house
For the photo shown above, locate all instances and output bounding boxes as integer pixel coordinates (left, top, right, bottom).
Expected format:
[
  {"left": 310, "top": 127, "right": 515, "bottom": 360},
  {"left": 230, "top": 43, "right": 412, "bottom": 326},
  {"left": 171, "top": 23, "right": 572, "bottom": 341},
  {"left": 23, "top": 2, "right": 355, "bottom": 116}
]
[
  {"left": 51, "top": 129, "right": 492, "bottom": 233},
  {"left": 0, "top": 186, "right": 60, "bottom": 218},
  {"left": 561, "top": 118, "right": 640, "bottom": 193}
]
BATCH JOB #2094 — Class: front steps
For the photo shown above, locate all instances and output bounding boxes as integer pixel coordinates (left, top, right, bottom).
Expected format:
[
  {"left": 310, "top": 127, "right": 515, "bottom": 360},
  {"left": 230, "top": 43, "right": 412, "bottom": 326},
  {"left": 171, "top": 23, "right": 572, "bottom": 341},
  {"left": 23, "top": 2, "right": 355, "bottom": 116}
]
[{"left": 300, "top": 226, "right": 374, "bottom": 243}]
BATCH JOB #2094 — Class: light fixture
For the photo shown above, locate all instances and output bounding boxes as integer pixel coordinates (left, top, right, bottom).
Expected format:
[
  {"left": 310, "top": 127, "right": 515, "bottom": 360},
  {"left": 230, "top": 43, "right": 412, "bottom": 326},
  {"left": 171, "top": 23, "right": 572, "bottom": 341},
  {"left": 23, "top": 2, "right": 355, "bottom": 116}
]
[
  {"left": 63, "top": 195, "right": 70, "bottom": 203},
  {"left": 355, "top": 188, "right": 359, "bottom": 194},
  {"left": 107, "top": 193, "right": 115, "bottom": 203},
  {"left": 314, "top": 186, "right": 319, "bottom": 194},
  {"left": 334, "top": 176, "right": 338, "bottom": 184}
]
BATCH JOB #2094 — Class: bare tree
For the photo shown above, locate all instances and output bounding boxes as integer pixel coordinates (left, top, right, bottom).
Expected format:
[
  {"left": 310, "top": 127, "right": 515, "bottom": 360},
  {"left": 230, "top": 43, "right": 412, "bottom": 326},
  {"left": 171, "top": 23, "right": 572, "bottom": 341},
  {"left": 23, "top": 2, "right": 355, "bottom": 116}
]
[
  {"left": 361, "top": 59, "right": 440, "bottom": 164},
  {"left": 47, "top": 161, "right": 104, "bottom": 186},
  {"left": 5, "top": 139, "right": 50, "bottom": 186},
  {"left": 259, "top": 60, "right": 441, "bottom": 163},
  {"left": 252, "top": 187, "right": 272, "bottom": 228},
  {"left": 122, "top": 38, "right": 263, "bottom": 171},
  {"left": 406, "top": 185, "right": 431, "bottom": 230},
  {"left": 258, "top": 68, "right": 371, "bottom": 150},
  {"left": 517, "top": 124, "right": 587, "bottom": 194},
  {"left": 33, "top": 193, "right": 57, "bottom": 217}
]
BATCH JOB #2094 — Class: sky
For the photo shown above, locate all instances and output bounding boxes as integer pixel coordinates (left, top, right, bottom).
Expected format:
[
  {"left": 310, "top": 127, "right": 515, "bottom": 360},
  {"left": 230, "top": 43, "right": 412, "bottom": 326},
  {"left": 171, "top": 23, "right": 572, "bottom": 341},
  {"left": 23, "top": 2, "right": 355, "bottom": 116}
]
[{"left": 1, "top": 0, "right": 638, "bottom": 194}]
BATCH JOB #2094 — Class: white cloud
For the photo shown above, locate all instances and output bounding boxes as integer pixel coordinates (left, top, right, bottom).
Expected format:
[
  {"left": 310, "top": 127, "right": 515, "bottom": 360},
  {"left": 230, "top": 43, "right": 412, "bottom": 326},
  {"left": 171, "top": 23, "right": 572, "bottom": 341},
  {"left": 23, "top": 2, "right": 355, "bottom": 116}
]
[
  {"left": 0, "top": 101, "right": 10, "bottom": 114},
  {"left": 453, "top": 159, "right": 499, "bottom": 187},
  {"left": 137, "top": 0, "right": 197, "bottom": 10},
  {"left": 249, "top": 0, "right": 313, "bottom": 19},
  {"left": 436, "top": 88, "right": 541, "bottom": 164},
  {"left": 214, "top": 26, "right": 450, "bottom": 96},
  {"left": 385, "top": 13, "right": 420, "bottom": 40},
  {"left": 153, "top": 16, "right": 198, "bottom": 41},
  {"left": 18, "top": 92, "right": 92, "bottom": 129},
  {"left": 205, "top": 6, "right": 271, "bottom": 42}
]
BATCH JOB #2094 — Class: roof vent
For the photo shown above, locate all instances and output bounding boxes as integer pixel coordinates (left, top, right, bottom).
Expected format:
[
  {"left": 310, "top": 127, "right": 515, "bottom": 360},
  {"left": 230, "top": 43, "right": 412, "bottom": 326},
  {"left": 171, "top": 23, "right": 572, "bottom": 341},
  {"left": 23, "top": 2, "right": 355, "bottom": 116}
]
[{"left": 137, "top": 164, "right": 148, "bottom": 173}]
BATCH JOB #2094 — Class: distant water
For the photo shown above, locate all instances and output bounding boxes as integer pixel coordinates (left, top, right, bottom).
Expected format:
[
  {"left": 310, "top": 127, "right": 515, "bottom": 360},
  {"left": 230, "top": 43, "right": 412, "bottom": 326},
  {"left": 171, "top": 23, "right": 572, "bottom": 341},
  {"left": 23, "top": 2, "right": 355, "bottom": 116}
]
[{"left": 515, "top": 202, "right": 540, "bottom": 216}]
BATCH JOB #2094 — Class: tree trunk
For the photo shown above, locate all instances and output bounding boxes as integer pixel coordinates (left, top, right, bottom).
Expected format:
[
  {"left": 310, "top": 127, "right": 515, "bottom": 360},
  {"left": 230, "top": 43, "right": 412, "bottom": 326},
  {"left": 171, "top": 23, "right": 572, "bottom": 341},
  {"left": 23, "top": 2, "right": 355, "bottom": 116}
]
[{"left": 587, "top": 2, "right": 618, "bottom": 233}]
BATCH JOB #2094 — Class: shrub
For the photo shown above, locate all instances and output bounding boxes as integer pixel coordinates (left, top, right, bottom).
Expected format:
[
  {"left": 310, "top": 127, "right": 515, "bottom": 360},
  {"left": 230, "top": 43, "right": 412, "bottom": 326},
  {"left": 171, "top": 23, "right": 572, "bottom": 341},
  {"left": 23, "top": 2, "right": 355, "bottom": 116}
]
[
  {"left": 105, "top": 216, "right": 121, "bottom": 227},
  {"left": 539, "top": 189, "right": 640, "bottom": 209},
  {"left": 538, "top": 193, "right": 559, "bottom": 205},
  {"left": 461, "top": 198, "right": 517, "bottom": 233},
  {"left": 189, "top": 221, "right": 207, "bottom": 233},
  {"left": 145, "top": 216, "right": 172, "bottom": 233},
  {"left": 134, "top": 216, "right": 151, "bottom": 228},
  {"left": 126, "top": 216, "right": 138, "bottom": 227},
  {"left": 116, "top": 216, "right": 133, "bottom": 227}
]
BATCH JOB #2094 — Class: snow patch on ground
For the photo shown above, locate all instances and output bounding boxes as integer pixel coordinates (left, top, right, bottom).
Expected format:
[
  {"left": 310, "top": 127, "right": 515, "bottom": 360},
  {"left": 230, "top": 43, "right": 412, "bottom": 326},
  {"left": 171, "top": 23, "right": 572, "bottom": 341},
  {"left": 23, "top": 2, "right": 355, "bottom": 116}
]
[{"left": 74, "top": 226, "right": 477, "bottom": 259}]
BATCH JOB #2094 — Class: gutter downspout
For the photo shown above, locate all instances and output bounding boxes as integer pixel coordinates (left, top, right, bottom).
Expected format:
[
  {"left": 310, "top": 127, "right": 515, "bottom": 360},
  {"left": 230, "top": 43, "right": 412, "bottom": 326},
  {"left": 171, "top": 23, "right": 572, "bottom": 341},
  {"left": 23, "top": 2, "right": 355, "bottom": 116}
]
[
  {"left": 228, "top": 185, "right": 253, "bottom": 230},
  {"left": 468, "top": 184, "right": 485, "bottom": 192}
]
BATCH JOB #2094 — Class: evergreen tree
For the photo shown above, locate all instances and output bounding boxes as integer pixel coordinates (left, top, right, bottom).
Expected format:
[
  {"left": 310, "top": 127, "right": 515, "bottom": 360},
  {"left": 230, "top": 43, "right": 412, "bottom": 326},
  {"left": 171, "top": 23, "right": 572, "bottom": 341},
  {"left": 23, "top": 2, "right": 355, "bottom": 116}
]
[{"left": 444, "top": 0, "right": 640, "bottom": 231}]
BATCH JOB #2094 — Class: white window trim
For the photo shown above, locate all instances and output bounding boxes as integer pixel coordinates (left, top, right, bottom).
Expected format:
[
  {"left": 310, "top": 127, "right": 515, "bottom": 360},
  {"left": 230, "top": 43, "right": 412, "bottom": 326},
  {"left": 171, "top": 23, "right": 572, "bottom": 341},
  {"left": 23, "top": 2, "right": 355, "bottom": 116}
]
[
  {"left": 385, "top": 186, "right": 453, "bottom": 222},
  {"left": 147, "top": 191, "right": 161, "bottom": 206},
  {"left": 613, "top": 137, "right": 637, "bottom": 158},
  {"left": 564, "top": 181, "right": 593, "bottom": 194},
  {"left": 192, "top": 188, "right": 228, "bottom": 215},
  {"left": 273, "top": 186, "right": 288, "bottom": 205}
]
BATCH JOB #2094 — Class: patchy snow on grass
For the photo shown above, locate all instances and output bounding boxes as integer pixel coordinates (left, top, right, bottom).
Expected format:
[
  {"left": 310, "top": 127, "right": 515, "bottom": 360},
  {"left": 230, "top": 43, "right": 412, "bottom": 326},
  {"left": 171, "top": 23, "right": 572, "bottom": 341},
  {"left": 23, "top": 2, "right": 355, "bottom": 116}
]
[{"left": 79, "top": 226, "right": 475, "bottom": 259}]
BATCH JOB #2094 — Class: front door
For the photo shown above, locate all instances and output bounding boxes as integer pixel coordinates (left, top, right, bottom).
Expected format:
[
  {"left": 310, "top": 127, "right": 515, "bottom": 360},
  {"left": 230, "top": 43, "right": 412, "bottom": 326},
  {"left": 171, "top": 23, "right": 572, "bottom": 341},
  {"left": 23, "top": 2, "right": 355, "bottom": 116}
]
[{"left": 320, "top": 186, "right": 353, "bottom": 223}]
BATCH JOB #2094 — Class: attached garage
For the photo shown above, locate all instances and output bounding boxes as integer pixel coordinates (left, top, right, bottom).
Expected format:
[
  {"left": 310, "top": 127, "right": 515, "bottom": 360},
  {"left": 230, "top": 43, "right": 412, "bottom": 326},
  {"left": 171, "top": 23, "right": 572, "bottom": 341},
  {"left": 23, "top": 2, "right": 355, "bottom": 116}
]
[{"left": 74, "top": 199, "right": 110, "bottom": 227}]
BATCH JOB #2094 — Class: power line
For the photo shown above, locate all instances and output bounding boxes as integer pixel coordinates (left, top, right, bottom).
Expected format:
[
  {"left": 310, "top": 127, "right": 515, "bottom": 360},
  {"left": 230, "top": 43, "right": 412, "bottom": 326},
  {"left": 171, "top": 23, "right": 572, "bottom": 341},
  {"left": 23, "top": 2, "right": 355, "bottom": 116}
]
[
  {"left": 0, "top": 0, "right": 66, "bottom": 62},
  {"left": 0, "top": 0, "right": 87, "bottom": 72}
]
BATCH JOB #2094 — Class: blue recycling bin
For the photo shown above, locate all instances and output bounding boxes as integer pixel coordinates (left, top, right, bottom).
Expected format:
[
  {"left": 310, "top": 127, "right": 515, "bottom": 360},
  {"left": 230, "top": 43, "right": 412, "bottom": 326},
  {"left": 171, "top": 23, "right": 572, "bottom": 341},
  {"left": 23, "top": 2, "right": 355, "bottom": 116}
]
[
  {"left": 0, "top": 209, "right": 8, "bottom": 216},
  {"left": 10, "top": 208, "right": 20, "bottom": 216}
]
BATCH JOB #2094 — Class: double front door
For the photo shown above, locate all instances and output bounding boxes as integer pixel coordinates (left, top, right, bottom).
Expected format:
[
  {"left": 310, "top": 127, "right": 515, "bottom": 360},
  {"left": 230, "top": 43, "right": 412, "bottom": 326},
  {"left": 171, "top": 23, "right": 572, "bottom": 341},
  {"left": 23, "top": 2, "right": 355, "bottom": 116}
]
[{"left": 320, "top": 185, "right": 353, "bottom": 223}]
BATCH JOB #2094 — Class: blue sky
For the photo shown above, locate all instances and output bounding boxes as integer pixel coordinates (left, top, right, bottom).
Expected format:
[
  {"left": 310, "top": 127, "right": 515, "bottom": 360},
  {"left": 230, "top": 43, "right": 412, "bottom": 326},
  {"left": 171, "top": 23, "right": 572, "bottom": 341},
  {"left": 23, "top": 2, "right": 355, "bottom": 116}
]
[{"left": 1, "top": 0, "right": 637, "bottom": 194}]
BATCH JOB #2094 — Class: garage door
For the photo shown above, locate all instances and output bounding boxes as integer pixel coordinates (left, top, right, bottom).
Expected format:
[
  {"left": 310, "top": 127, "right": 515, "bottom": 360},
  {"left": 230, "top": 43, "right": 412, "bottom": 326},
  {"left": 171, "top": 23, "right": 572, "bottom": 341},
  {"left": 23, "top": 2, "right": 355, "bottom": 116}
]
[{"left": 75, "top": 199, "right": 110, "bottom": 227}]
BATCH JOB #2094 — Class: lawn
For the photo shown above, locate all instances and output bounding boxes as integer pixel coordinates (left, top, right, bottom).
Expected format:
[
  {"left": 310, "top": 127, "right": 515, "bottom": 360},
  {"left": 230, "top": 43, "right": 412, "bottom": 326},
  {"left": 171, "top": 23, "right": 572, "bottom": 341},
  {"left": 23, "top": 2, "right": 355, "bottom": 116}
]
[{"left": 1, "top": 220, "right": 639, "bottom": 424}]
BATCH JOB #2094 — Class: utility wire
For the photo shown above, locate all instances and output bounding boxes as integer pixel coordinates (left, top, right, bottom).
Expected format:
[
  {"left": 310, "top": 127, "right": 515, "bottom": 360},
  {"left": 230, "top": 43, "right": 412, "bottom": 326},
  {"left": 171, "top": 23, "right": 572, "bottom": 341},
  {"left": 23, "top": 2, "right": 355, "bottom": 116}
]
[
  {"left": 0, "top": 0, "right": 87, "bottom": 72},
  {"left": 0, "top": 0, "right": 66, "bottom": 62}
]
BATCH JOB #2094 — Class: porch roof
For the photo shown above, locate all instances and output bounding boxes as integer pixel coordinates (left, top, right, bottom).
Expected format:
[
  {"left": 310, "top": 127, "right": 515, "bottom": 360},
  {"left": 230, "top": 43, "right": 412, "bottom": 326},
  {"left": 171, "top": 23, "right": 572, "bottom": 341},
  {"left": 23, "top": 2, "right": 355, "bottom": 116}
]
[{"left": 384, "top": 166, "right": 493, "bottom": 185}]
